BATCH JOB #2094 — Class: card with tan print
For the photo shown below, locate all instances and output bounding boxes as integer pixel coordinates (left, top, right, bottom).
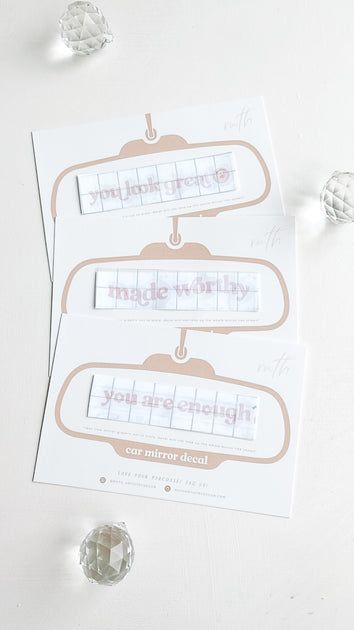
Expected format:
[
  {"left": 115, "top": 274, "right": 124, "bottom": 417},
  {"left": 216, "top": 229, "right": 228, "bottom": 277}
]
[
  {"left": 34, "top": 315, "right": 305, "bottom": 516},
  {"left": 49, "top": 214, "right": 296, "bottom": 367},
  {"left": 32, "top": 97, "right": 284, "bottom": 277}
]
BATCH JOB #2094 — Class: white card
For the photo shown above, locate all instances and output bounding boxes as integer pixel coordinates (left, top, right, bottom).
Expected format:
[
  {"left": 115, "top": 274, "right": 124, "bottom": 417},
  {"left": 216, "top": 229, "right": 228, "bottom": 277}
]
[
  {"left": 50, "top": 214, "right": 297, "bottom": 366},
  {"left": 34, "top": 316, "right": 305, "bottom": 517},
  {"left": 32, "top": 98, "right": 284, "bottom": 276}
]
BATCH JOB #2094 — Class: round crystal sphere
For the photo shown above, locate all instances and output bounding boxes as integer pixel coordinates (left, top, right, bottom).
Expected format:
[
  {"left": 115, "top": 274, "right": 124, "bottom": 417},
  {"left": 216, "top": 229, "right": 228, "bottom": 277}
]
[
  {"left": 321, "top": 171, "right": 354, "bottom": 224},
  {"left": 79, "top": 523, "right": 134, "bottom": 585},
  {"left": 59, "top": 1, "right": 113, "bottom": 56}
]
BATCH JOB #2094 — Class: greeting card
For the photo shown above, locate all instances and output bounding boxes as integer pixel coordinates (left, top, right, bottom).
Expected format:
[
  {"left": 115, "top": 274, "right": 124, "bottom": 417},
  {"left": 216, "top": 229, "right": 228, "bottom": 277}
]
[{"left": 34, "top": 316, "right": 304, "bottom": 516}]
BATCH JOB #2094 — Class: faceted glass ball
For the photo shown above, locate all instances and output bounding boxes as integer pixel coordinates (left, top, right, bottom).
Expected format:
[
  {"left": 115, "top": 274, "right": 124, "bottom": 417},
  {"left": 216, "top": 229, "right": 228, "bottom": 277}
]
[
  {"left": 59, "top": 1, "right": 113, "bottom": 56},
  {"left": 321, "top": 171, "right": 354, "bottom": 224},
  {"left": 79, "top": 523, "right": 134, "bottom": 586}
]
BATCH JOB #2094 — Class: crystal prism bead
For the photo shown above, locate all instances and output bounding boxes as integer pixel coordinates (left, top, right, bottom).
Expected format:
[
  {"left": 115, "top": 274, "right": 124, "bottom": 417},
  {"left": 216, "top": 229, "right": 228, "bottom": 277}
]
[
  {"left": 321, "top": 171, "right": 354, "bottom": 224},
  {"left": 59, "top": 1, "right": 113, "bottom": 55},
  {"left": 79, "top": 523, "right": 134, "bottom": 585}
]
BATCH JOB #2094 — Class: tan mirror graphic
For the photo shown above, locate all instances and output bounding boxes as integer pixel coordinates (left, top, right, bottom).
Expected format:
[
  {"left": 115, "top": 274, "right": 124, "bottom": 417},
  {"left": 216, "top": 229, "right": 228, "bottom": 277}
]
[
  {"left": 61, "top": 239, "right": 289, "bottom": 334},
  {"left": 51, "top": 113, "right": 271, "bottom": 222},
  {"left": 55, "top": 349, "right": 290, "bottom": 470}
]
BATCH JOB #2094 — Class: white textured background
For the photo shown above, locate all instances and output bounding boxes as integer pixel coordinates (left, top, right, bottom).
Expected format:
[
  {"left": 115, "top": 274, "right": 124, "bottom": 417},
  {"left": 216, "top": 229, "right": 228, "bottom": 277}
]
[{"left": 1, "top": 1, "right": 354, "bottom": 628}]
